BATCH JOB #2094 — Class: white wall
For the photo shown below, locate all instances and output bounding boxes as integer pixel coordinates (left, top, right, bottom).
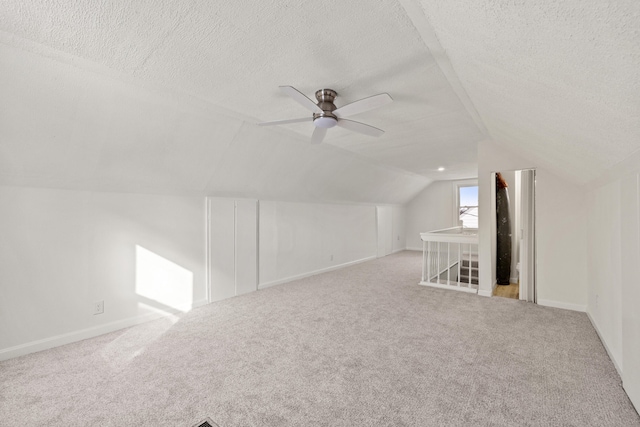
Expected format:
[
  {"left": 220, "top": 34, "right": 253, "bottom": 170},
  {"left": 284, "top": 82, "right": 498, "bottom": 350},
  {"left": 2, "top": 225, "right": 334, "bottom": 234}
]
[
  {"left": 0, "top": 186, "right": 207, "bottom": 360},
  {"left": 377, "top": 205, "right": 406, "bottom": 257},
  {"left": 478, "top": 140, "right": 588, "bottom": 308},
  {"left": 392, "top": 205, "right": 406, "bottom": 253},
  {"left": 405, "top": 181, "right": 457, "bottom": 250},
  {"left": 587, "top": 182, "right": 622, "bottom": 369},
  {"left": 586, "top": 154, "right": 640, "bottom": 411},
  {"left": 259, "top": 201, "right": 377, "bottom": 288},
  {"left": 620, "top": 173, "right": 640, "bottom": 411},
  {"left": 377, "top": 206, "right": 393, "bottom": 257},
  {"left": 0, "top": 190, "right": 399, "bottom": 359}
]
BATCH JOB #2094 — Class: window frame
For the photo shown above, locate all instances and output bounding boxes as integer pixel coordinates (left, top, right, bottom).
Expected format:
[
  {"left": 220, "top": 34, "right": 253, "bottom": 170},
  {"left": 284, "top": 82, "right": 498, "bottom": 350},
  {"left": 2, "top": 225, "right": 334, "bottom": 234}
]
[{"left": 453, "top": 179, "right": 478, "bottom": 229}]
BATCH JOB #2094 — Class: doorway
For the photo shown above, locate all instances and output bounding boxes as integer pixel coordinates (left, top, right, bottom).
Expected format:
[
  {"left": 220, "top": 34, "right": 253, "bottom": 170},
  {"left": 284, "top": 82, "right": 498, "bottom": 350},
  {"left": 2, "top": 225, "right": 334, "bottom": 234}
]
[{"left": 490, "top": 169, "right": 536, "bottom": 302}]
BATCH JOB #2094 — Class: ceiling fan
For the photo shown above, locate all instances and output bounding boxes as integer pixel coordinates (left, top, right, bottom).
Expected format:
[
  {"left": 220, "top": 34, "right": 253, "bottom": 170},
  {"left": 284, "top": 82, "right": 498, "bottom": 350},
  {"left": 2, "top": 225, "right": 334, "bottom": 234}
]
[{"left": 259, "top": 86, "right": 393, "bottom": 144}]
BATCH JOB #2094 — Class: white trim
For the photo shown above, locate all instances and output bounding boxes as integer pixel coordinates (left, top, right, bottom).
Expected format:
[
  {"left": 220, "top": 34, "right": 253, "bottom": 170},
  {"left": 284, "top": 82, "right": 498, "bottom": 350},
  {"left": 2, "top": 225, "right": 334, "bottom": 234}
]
[
  {"left": 510, "top": 276, "right": 519, "bottom": 284},
  {"left": 587, "top": 311, "right": 622, "bottom": 377},
  {"left": 391, "top": 247, "right": 406, "bottom": 254},
  {"left": 205, "top": 198, "right": 212, "bottom": 303},
  {"left": 420, "top": 226, "right": 478, "bottom": 244},
  {"left": 233, "top": 201, "right": 238, "bottom": 296},
  {"left": 406, "top": 246, "right": 423, "bottom": 251},
  {"left": 256, "top": 200, "right": 260, "bottom": 289},
  {"left": 478, "top": 289, "right": 493, "bottom": 297},
  {"left": 397, "top": 0, "right": 489, "bottom": 136},
  {"left": 258, "top": 256, "right": 376, "bottom": 290},
  {"left": 478, "top": 280, "right": 497, "bottom": 297},
  {"left": 419, "top": 281, "right": 478, "bottom": 294},
  {"left": 0, "top": 299, "right": 209, "bottom": 361},
  {"left": 537, "top": 299, "right": 587, "bottom": 313}
]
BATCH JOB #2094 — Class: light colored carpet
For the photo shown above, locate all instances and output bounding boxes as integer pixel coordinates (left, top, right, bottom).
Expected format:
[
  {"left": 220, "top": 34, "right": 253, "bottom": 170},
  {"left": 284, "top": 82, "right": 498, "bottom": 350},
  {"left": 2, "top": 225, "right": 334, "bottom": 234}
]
[{"left": 0, "top": 251, "right": 638, "bottom": 426}]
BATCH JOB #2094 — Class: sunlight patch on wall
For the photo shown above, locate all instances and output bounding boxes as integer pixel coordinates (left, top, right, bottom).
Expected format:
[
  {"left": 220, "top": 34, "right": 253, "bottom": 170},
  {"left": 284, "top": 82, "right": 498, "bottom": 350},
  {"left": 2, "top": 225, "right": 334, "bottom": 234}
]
[{"left": 135, "top": 245, "right": 194, "bottom": 312}]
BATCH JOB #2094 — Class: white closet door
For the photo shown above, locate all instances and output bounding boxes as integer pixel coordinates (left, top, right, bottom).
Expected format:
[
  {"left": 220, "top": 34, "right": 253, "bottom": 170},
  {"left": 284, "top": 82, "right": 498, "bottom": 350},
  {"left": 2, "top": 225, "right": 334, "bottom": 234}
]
[
  {"left": 376, "top": 206, "right": 393, "bottom": 257},
  {"left": 235, "top": 199, "right": 258, "bottom": 296},
  {"left": 208, "top": 198, "right": 236, "bottom": 302}
]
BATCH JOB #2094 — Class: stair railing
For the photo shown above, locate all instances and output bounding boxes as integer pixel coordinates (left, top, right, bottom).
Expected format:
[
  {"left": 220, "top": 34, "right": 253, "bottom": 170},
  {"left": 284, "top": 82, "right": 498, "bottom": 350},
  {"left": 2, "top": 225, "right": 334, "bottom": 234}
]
[{"left": 420, "top": 226, "right": 479, "bottom": 293}]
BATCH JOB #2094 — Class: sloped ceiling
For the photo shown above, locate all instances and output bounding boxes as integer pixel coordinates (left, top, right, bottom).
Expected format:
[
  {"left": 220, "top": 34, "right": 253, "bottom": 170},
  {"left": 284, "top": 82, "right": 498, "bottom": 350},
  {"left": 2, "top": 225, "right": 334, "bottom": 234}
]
[
  {"left": 418, "top": 0, "right": 640, "bottom": 184},
  {"left": 0, "top": 1, "right": 638, "bottom": 204}
]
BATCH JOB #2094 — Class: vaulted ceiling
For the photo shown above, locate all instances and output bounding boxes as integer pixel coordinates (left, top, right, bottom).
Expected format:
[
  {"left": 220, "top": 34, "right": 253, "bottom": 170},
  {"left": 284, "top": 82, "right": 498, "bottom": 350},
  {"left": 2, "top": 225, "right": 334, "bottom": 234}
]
[{"left": 0, "top": 1, "right": 638, "bottom": 203}]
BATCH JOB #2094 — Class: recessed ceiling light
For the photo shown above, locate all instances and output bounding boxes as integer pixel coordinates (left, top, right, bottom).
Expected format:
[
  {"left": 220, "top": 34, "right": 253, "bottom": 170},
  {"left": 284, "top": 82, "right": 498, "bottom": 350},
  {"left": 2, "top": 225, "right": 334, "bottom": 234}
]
[{"left": 437, "top": 167, "right": 445, "bottom": 171}]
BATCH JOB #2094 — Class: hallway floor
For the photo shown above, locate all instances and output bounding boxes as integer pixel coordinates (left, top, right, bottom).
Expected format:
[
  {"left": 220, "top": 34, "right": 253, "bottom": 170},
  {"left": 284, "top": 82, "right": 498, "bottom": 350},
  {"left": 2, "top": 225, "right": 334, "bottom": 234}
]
[{"left": 493, "top": 282, "right": 519, "bottom": 299}]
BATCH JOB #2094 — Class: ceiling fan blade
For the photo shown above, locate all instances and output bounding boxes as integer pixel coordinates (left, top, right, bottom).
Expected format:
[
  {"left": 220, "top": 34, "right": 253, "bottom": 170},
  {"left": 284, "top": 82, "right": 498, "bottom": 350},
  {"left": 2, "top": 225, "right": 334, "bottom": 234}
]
[
  {"left": 336, "top": 119, "right": 385, "bottom": 137},
  {"left": 259, "top": 117, "right": 311, "bottom": 126},
  {"left": 333, "top": 93, "right": 393, "bottom": 118},
  {"left": 310, "top": 127, "right": 327, "bottom": 144},
  {"left": 280, "top": 86, "right": 322, "bottom": 113}
]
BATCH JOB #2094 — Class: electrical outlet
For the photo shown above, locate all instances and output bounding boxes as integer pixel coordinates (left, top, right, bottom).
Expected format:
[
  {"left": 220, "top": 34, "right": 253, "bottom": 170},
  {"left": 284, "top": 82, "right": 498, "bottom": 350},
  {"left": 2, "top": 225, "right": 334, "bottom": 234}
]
[
  {"left": 330, "top": 254, "right": 334, "bottom": 261},
  {"left": 397, "top": 235, "right": 400, "bottom": 241},
  {"left": 93, "top": 300, "right": 104, "bottom": 315}
]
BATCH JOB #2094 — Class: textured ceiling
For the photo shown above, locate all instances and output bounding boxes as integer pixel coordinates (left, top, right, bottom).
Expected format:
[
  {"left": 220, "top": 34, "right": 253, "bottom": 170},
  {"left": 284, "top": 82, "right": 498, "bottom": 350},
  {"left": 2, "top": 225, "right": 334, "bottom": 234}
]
[
  {"left": 419, "top": 0, "right": 640, "bottom": 184},
  {"left": 0, "top": 0, "right": 482, "bottom": 203},
  {"left": 0, "top": 0, "right": 637, "bottom": 203}
]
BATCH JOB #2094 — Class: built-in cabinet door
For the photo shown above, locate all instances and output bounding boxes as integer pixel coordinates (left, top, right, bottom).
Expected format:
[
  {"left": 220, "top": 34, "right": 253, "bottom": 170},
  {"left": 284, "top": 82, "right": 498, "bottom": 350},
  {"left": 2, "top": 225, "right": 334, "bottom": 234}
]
[
  {"left": 208, "top": 198, "right": 236, "bottom": 302},
  {"left": 208, "top": 198, "right": 258, "bottom": 302},
  {"left": 621, "top": 174, "right": 640, "bottom": 411},
  {"left": 235, "top": 199, "right": 258, "bottom": 296}
]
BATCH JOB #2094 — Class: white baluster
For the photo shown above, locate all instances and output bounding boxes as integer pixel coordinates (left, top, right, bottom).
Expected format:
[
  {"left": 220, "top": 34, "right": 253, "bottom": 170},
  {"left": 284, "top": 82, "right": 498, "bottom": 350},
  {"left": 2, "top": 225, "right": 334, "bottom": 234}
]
[
  {"left": 422, "top": 240, "right": 426, "bottom": 282},
  {"left": 457, "top": 243, "right": 462, "bottom": 287},
  {"left": 468, "top": 243, "right": 472, "bottom": 287},
  {"left": 447, "top": 242, "right": 451, "bottom": 285},
  {"left": 437, "top": 242, "right": 441, "bottom": 284},
  {"left": 426, "top": 241, "right": 431, "bottom": 283}
]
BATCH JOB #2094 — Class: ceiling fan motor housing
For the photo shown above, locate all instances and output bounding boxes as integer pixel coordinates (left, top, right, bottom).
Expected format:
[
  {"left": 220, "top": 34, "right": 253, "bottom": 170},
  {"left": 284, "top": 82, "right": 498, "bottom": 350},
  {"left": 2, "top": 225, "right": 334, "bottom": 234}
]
[{"left": 313, "top": 89, "right": 338, "bottom": 128}]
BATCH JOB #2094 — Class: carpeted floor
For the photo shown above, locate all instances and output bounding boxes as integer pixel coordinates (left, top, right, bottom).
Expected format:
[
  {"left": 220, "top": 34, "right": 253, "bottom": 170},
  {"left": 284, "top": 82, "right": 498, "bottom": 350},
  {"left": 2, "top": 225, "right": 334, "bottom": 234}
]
[{"left": 1, "top": 251, "right": 638, "bottom": 426}]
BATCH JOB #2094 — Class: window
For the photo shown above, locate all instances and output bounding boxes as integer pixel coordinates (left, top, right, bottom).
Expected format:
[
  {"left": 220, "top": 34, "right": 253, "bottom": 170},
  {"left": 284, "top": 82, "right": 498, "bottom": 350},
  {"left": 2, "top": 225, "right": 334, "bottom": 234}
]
[{"left": 455, "top": 181, "right": 478, "bottom": 228}]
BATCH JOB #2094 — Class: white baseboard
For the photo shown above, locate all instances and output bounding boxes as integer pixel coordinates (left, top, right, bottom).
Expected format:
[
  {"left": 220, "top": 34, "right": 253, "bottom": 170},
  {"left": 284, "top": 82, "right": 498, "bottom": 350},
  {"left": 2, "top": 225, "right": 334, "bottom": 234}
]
[
  {"left": 391, "top": 247, "right": 406, "bottom": 254},
  {"left": 258, "top": 256, "right": 376, "bottom": 290},
  {"left": 0, "top": 299, "right": 208, "bottom": 362},
  {"left": 586, "top": 311, "right": 622, "bottom": 377},
  {"left": 406, "top": 246, "right": 422, "bottom": 251},
  {"left": 537, "top": 299, "right": 587, "bottom": 313},
  {"left": 478, "top": 280, "right": 497, "bottom": 297},
  {"left": 510, "top": 276, "right": 519, "bottom": 284}
]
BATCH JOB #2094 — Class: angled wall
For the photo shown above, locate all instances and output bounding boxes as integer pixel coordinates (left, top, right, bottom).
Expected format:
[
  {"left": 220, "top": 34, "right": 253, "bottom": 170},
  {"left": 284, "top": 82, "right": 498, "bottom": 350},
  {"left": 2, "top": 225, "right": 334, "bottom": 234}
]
[
  {"left": 0, "top": 40, "right": 431, "bottom": 206},
  {"left": 586, "top": 151, "right": 640, "bottom": 412}
]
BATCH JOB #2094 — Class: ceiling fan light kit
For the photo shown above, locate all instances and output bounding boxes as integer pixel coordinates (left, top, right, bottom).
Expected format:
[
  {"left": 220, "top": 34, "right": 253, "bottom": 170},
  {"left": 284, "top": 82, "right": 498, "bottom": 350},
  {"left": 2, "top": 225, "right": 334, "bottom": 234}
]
[{"left": 259, "top": 86, "right": 392, "bottom": 144}]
